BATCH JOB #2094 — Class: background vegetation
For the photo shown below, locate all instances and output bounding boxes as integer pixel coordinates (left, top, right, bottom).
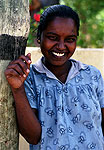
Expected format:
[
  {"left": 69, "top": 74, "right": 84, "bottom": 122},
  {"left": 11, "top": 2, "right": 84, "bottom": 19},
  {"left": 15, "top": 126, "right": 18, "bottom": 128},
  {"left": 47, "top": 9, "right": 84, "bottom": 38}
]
[{"left": 27, "top": 0, "right": 104, "bottom": 48}]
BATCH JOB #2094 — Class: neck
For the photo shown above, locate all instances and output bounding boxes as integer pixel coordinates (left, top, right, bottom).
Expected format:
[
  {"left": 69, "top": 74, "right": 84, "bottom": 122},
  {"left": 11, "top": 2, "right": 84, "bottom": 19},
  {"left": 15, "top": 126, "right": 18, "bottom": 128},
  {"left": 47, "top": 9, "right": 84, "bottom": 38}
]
[{"left": 43, "top": 59, "right": 72, "bottom": 83}]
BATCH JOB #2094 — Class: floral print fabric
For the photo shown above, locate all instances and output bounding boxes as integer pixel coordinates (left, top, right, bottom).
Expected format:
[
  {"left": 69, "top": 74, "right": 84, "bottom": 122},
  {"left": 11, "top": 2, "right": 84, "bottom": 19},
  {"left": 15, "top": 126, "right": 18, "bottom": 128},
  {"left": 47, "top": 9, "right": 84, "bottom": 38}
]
[{"left": 24, "top": 58, "right": 104, "bottom": 150}]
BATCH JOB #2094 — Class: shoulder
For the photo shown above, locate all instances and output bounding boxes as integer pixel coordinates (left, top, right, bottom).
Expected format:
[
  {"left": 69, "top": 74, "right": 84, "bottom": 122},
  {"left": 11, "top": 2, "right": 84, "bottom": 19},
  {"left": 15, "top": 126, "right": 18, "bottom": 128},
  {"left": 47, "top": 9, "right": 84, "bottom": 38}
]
[
  {"left": 84, "top": 64, "right": 101, "bottom": 74},
  {"left": 71, "top": 59, "right": 102, "bottom": 75},
  {"left": 71, "top": 59, "right": 103, "bottom": 83},
  {"left": 82, "top": 63, "right": 102, "bottom": 80},
  {"left": 79, "top": 62, "right": 103, "bottom": 84},
  {"left": 78, "top": 60, "right": 102, "bottom": 76}
]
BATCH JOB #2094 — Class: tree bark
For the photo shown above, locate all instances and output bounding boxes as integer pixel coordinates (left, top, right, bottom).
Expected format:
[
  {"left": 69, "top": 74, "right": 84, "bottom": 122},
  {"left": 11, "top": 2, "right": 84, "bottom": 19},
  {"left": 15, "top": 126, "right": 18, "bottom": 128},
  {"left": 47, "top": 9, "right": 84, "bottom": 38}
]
[{"left": 0, "top": 0, "right": 30, "bottom": 149}]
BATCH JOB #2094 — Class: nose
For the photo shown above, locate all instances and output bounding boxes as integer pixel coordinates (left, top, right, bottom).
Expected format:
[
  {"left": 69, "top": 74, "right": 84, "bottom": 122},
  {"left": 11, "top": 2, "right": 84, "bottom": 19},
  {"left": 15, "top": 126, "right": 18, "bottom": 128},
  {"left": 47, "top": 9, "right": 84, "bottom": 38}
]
[{"left": 57, "top": 40, "right": 66, "bottom": 50}]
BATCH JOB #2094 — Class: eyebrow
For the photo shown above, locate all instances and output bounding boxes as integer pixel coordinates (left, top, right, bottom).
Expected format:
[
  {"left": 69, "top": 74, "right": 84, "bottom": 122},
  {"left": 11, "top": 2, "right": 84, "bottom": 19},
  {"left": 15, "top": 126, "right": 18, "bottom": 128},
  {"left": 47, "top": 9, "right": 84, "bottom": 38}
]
[
  {"left": 67, "top": 35, "right": 77, "bottom": 38},
  {"left": 46, "top": 32, "right": 58, "bottom": 36},
  {"left": 46, "top": 32, "right": 77, "bottom": 38}
]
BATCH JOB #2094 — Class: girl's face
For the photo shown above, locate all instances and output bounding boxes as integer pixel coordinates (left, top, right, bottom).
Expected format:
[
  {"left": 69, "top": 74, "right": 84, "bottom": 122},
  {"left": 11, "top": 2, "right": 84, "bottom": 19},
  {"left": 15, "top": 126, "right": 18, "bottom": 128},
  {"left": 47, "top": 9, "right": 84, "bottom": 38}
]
[{"left": 40, "top": 17, "right": 77, "bottom": 67}]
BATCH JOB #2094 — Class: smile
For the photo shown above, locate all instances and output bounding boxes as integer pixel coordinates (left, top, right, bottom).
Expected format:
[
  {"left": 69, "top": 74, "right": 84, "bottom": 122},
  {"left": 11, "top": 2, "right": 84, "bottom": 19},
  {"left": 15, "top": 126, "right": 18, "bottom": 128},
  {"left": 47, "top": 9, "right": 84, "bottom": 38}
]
[{"left": 52, "top": 52, "right": 65, "bottom": 57}]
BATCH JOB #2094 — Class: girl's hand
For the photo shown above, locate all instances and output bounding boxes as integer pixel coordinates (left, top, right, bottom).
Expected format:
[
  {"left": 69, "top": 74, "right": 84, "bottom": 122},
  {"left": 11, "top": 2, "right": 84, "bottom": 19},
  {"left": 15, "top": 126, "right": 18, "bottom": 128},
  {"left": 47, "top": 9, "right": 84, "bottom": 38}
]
[{"left": 5, "top": 53, "right": 32, "bottom": 89}]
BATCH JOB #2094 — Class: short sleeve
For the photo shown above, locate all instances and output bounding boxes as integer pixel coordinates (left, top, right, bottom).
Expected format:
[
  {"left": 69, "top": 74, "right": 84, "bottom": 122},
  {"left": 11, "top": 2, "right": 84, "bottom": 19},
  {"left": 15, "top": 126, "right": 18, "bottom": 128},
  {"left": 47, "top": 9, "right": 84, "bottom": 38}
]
[
  {"left": 24, "top": 67, "right": 37, "bottom": 109},
  {"left": 96, "top": 71, "right": 104, "bottom": 108}
]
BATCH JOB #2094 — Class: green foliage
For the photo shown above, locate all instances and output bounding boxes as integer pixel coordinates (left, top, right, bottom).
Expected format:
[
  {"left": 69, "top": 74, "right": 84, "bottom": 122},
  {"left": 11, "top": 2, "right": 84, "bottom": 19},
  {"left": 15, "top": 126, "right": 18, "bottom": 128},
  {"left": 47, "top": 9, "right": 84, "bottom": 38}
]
[
  {"left": 27, "top": 17, "right": 38, "bottom": 47},
  {"left": 61, "top": 0, "right": 104, "bottom": 48},
  {"left": 27, "top": 8, "right": 44, "bottom": 47},
  {"left": 29, "top": 0, "right": 32, "bottom": 3}
]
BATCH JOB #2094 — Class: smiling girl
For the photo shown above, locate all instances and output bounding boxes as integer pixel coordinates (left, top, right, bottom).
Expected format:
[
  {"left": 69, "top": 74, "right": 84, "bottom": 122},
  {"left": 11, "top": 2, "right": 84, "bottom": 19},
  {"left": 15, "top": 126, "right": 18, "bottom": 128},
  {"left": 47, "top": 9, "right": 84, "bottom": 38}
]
[{"left": 5, "top": 5, "right": 104, "bottom": 150}]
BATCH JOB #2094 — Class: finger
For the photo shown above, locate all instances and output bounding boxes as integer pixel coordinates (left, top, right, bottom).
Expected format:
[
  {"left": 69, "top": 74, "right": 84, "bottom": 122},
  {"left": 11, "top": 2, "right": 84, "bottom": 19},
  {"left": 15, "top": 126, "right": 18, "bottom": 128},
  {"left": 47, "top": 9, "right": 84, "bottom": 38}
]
[
  {"left": 26, "top": 53, "right": 31, "bottom": 61},
  {"left": 7, "top": 60, "right": 30, "bottom": 78},
  {"left": 24, "top": 53, "right": 32, "bottom": 69},
  {"left": 13, "top": 59, "right": 29, "bottom": 74},
  {"left": 26, "top": 53, "right": 32, "bottom": 69},
  {"left": 19, "top": 54, "right": 32, "bottom": 74},
  {"left": 7, "top": 64, "right": 25, "bottom": 76},
  {"left": 8, "top": 54, "right": 32, "bottom": 77},
  {"left": 5, "top": 67, "right": 29, "bottom": 81},
  {"left": 9, "top": 54, "right": 32, "bottom": 70},
  {"left": 10, "top": 55, "right": 31, "bottom": 66},
  {"left": 18, "top": 54, "right": 32, "bottom": 71},
  {"left": 19, "top": 54, "right": 32, "bottom": 65},
  {"left": 5, "top": 68, "right": 20, "bottom": 78}
]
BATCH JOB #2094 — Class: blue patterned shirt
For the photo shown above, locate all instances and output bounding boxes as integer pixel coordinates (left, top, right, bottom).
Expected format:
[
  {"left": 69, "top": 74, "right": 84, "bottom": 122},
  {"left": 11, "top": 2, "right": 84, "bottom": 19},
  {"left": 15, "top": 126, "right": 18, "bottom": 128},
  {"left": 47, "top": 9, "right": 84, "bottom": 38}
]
[{"left": 24, "top": 57, "right": 104, "bottom": 150}]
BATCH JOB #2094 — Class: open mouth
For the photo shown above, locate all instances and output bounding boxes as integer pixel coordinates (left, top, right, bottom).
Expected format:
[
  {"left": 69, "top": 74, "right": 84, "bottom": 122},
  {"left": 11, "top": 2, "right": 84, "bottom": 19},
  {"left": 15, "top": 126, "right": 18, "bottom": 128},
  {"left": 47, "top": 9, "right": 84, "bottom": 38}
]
[{"left": 52, "top": 52, "right": 65, "bottom": 57}]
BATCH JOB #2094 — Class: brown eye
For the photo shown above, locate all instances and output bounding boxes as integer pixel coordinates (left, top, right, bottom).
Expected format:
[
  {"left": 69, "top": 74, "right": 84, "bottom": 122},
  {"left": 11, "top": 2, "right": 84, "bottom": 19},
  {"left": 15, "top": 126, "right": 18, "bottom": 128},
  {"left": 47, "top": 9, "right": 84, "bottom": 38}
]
[
  {"left": 47, "top": 35, "right": 58, "bottom": 41},
  {"left": 66, "top": 38, "right": 76, "bottom": 43}
]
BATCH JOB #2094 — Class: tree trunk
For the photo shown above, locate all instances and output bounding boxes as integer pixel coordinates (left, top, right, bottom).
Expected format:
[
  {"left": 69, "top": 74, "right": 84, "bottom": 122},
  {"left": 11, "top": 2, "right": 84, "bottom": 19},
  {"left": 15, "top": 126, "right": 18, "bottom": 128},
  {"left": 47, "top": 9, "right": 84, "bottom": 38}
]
[{"left": 0, "top": 0, "right": 30, "bottom": 149}]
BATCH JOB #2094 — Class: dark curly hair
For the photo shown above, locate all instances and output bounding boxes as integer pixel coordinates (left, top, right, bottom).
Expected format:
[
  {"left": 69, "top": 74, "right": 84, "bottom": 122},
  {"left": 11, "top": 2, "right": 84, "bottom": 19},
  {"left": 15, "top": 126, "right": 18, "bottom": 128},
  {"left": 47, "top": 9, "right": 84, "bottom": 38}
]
[{"left": 37, "top": 5, "right": 80, "bottom": 43}]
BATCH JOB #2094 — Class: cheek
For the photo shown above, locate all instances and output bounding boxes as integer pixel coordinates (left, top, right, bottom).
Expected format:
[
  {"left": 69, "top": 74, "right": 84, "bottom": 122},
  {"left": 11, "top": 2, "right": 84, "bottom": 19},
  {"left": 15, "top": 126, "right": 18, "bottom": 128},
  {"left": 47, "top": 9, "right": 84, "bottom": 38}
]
[
  {"left": 68, "top": 42, "right": 76, "bottom": 52},
  {"left": 40, "top": 42, "right": 49, "bottom": 55},
  {"left": 41, "top": 40, "right": 54, "bottom": 50}
]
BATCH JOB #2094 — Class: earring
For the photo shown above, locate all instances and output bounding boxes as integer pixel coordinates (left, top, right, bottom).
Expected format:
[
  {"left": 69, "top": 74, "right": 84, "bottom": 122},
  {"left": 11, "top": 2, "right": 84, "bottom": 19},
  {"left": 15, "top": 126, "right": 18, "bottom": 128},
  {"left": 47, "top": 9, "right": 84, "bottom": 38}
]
[{"left": 37, "top": 39, "right": 40, "bottom": 43}]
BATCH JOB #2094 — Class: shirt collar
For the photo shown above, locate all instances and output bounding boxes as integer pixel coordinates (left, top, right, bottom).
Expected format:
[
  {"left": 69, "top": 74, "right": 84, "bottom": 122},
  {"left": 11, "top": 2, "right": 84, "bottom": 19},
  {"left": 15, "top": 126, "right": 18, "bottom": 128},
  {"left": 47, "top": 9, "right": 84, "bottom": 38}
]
[{"left": 33, "top": 57, "right": 88, "bottom": 83}]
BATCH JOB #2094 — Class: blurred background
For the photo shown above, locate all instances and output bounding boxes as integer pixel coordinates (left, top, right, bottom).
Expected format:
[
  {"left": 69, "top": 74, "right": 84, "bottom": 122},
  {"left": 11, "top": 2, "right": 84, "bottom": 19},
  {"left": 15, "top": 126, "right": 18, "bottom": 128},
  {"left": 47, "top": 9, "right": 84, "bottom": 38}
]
[{"left": 27, "top": 0, "right": 104, "bottom": 48}]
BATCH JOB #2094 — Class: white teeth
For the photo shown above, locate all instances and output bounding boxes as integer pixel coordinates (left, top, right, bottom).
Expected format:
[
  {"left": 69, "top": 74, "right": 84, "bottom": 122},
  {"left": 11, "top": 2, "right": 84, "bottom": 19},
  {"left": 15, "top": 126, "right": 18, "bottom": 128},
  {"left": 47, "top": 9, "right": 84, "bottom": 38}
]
[{"left": 53, "top": 52, "right": 64, "bottom": 57}]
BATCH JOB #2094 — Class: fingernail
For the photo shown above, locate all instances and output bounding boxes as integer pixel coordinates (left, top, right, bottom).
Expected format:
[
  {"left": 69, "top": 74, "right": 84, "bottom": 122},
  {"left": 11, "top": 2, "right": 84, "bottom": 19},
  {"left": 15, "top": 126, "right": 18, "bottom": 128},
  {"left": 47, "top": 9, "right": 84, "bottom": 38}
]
[
  {"left": 26, "top": 69, "right": 30, "bottom": 73},
  {"left": 28, "top": 60, "right": 32, "bottom": 64},
  {"left": 23, "top": 74, "right": 26, "bottom": 78}
]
